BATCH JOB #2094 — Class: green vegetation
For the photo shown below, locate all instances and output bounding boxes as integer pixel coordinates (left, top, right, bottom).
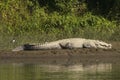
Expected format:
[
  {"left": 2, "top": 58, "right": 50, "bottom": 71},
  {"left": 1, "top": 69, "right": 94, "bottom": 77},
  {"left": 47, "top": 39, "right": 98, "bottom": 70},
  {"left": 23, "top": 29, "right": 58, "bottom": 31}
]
[{"left": 0, "top": 0, "right": 120, "bottom": 50}]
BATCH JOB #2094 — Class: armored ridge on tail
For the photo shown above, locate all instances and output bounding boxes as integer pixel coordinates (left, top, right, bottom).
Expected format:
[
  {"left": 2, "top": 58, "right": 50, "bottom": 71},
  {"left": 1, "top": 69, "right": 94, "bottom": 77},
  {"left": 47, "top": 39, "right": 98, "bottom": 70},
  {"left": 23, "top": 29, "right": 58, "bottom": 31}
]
[{"left": 12, "top": 38, "right": 112, "bottom": 51}]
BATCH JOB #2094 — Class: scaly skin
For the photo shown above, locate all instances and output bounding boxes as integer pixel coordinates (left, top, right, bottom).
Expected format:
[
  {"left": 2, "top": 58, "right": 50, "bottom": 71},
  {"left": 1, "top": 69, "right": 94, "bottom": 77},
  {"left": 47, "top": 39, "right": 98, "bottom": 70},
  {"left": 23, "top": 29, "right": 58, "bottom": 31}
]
[{"left": 12, "top": 38, "right": 112, "bottom": 51}]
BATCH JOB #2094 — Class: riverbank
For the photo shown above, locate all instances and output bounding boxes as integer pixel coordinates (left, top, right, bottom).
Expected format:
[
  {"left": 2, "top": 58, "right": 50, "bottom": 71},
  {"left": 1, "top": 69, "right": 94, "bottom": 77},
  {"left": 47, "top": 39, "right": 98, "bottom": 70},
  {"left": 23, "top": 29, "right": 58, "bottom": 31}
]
[{"left": 0, "top": 42, "right": 120, "bottom": 64}]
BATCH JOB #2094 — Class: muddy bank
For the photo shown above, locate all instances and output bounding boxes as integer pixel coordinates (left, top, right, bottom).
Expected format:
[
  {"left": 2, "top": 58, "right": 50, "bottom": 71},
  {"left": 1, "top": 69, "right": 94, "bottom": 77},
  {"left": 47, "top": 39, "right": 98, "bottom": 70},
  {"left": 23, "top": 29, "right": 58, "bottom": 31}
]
[{"left": 0, "top": 42, "right": 120, "bottom": 64}]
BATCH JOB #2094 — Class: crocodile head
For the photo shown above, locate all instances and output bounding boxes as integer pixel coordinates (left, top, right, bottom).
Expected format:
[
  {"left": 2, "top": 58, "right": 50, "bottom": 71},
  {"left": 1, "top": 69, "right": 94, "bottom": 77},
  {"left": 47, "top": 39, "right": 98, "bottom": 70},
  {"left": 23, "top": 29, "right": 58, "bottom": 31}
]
[
  {"left": 94, "top": 40, "right": 112, "bottom": 49},
  {"left": 83, "top": 40, "right": 112, "bottom": 49}
]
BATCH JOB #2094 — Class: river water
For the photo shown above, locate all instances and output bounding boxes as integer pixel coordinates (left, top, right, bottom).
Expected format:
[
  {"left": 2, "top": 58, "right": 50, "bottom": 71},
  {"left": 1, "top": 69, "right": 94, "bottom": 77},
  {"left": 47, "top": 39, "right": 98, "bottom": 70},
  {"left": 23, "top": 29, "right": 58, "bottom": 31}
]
[{"left": 0, "top": 59, "right": 120, "bottom": 80}]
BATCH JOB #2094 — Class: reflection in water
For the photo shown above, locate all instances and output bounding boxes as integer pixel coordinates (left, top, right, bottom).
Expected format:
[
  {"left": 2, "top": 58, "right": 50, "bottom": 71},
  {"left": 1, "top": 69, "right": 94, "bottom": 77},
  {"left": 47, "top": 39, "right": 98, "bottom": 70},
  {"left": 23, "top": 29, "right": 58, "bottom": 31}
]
[
  {"left": 83, "top": 63, "right": 112, "bottom": 73},
  {"left": 0, "top": 63, "right": 120, "bottom": 80},
  {"left": 36, "top": 63, "right": 112, "bottom": 72}
]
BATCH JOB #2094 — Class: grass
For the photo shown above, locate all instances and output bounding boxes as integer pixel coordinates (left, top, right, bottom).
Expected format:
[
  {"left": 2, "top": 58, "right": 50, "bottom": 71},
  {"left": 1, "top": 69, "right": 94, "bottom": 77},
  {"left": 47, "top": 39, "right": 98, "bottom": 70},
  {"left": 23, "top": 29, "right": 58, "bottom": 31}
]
[{"left": 0, "top": 25, "right": 120, "bottom": 51}]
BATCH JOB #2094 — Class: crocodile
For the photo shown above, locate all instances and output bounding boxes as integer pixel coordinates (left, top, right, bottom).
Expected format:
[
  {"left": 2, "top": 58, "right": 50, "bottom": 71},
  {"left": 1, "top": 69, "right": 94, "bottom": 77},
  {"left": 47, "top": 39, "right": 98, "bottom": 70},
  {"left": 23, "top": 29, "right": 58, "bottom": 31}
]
[{"left": 12, "top": 38, "right": 112, "bottom": 51}]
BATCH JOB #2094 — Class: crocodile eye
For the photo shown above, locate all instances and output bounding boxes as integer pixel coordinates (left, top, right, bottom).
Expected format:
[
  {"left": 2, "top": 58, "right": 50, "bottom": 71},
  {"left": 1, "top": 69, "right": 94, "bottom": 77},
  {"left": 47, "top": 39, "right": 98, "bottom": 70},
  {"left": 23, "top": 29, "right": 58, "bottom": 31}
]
[{"left": 108, "top": 44, "right": 112, "bottom": 48}]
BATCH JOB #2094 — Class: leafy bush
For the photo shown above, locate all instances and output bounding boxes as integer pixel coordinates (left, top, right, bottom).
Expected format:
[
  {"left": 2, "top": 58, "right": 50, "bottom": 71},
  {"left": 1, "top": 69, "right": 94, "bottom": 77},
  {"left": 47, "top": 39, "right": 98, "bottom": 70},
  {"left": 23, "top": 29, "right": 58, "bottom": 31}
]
[{"left": 0, "top": 0, "right": 119, "bottom": 50}]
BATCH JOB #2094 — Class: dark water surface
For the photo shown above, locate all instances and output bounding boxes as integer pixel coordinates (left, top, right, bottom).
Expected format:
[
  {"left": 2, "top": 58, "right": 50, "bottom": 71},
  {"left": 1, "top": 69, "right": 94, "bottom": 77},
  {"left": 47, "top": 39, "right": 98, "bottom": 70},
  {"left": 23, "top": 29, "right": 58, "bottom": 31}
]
[{"left": 0, "top": 58, "right": 120, "bottom": 80}]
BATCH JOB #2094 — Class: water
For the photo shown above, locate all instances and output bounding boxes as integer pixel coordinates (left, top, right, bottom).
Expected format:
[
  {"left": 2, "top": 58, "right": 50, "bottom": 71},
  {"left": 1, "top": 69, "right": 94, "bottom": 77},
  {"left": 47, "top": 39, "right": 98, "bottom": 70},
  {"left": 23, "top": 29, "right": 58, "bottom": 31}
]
[{"left": 0, "top": 60, "right": 120, "bottom": 80}]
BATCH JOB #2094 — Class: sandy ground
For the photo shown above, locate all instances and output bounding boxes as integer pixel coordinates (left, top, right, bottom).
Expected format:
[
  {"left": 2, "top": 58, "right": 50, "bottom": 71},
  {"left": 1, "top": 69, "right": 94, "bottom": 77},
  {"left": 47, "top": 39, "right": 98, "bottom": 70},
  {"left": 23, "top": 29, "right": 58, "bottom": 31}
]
[{"left": 0, "top": 42, "right": 120, "bottom": 64}]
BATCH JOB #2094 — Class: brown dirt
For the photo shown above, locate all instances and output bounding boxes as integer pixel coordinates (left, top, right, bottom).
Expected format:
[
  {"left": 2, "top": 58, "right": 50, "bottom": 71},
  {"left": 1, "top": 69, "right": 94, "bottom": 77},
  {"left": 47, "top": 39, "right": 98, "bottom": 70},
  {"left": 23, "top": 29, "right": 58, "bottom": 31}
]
[{"left": 0, "top": 42, "right": 120, "bottom": 65}]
